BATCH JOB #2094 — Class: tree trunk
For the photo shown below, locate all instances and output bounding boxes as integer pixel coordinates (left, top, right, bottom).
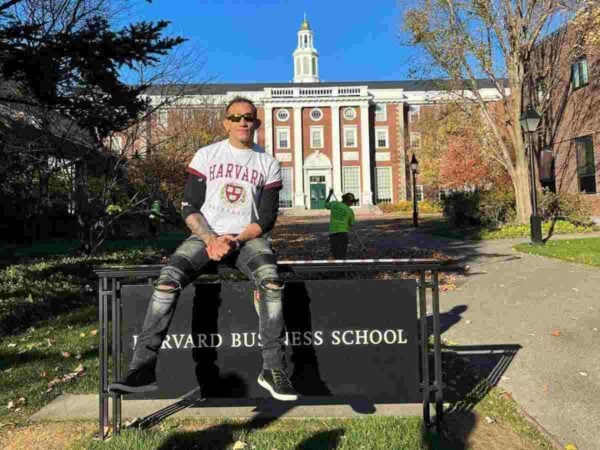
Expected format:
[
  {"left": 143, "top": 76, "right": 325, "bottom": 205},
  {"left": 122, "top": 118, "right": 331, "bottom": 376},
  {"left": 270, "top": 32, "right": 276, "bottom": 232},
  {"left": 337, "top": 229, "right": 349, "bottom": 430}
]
[{"left": 512, "top": 163, "right": 532, "bottom": 223}]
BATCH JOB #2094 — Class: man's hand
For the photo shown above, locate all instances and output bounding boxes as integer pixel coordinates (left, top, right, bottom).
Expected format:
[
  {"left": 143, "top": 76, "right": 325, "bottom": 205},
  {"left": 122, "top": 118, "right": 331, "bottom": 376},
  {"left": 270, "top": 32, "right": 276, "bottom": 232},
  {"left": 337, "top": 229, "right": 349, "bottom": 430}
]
[{"left": 206, "top": 235, "right": 236, "bottom": 261}]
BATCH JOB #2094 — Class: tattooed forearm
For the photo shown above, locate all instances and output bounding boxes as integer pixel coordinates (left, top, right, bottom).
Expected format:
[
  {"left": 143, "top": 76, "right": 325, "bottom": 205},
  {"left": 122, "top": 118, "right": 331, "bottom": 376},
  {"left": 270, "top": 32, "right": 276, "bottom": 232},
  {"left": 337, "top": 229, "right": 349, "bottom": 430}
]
[{"left": 185, "top": 213, "right": 217, "bottom": 244}]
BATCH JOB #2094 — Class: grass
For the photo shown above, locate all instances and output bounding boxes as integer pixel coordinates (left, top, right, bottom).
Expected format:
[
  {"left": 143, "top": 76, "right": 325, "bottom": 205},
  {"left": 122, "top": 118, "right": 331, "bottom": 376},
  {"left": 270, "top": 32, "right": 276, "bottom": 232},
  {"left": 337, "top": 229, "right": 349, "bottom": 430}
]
[
  {"left": 0, "top": 232, "right": 186, "bottom": 259},
  {"left": 0, "top": 233, "right": 556, "bottom": 449},
  {"left": 72, "top": 416, "right": 426, "bottom": 449},
  {"left": 514, "top": 237, "right": 600, "bottom": 268},
  {"left": 431, "top": 219, "right": 599, "bottom": 240}
]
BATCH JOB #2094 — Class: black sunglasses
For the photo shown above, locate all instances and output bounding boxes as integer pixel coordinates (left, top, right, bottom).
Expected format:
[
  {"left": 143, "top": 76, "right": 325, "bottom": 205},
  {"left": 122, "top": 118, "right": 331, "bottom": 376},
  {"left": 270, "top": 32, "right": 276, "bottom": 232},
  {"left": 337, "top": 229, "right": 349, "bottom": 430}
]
[{"left": 226, "top": 113, "right": 256, "bottom": 123}]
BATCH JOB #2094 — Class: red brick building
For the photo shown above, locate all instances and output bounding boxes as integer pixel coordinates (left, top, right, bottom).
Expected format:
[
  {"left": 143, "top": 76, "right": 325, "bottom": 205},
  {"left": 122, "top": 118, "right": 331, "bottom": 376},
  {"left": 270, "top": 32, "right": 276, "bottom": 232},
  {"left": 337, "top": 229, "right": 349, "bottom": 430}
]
[
  {"left": 532, "top": 21, "right": 600, "bottom": 216},
  {"left": 141, "top": 18, "right": 502, "bottom": 211}
]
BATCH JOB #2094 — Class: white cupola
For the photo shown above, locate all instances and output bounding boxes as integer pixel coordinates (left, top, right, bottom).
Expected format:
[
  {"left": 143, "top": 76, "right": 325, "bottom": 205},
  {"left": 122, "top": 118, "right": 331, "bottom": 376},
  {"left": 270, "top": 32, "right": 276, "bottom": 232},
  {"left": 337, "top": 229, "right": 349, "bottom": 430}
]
[{"left": 293, "top": 14, "right": 319, "bottom": 83}]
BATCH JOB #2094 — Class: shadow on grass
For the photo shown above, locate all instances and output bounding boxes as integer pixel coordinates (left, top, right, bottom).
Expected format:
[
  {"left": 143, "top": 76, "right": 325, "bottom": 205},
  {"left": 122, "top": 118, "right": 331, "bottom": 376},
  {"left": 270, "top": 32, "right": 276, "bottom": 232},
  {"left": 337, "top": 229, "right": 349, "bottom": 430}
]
[{"left": 436, "top": 344, "right": 521, "bottom": 449}]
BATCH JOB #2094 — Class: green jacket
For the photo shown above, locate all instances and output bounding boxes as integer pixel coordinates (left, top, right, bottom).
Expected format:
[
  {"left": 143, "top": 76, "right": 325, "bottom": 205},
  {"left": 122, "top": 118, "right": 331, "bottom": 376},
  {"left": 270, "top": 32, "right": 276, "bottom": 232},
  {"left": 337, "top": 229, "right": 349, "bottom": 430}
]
[{"left": 325, "top": 200, "right": 356, "bottom": 233}]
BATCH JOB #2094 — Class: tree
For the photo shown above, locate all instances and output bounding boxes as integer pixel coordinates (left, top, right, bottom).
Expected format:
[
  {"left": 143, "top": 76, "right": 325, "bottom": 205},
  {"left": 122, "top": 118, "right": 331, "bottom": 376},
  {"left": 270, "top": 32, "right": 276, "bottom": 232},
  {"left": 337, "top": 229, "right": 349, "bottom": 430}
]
[
  {"left": 404, "top": 0, "right": 586, "bottom": 223},
  {"left": 415, "top": 103, "right": 508, "bottom": 191},
  {"left": 0, "top": 0, "right": 187, "bottom": 250}
]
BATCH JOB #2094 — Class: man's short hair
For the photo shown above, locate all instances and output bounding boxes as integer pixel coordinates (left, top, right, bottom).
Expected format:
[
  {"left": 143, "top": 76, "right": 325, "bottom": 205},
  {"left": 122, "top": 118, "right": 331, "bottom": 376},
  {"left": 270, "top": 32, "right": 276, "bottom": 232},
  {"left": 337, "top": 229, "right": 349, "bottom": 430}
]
[
  {"left": 342, "top": 193, "right": 355, "bottom": 203},
  {"left": 225, "top": 96, "right": 257, "bottom": 117}
]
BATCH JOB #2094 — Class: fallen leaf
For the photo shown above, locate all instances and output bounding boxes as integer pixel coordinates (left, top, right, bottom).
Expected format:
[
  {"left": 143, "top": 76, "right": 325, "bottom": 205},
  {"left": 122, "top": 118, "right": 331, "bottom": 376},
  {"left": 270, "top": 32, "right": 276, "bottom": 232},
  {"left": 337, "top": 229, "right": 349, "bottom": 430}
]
[
  {"left": 564, "top": 444, "right": 578, "bottom": 450},
  {"left": 484, "top": 416, "right": 495, "bottom": 424},
  {"left": 572, "top": 288, "right": 579, "bottom": 292},
  {"left": 551, "top": 330, "right": 562, "bottom": 337},
  {"left": 79, "top": 332, "right": 86, "bottom": 338},
  {"left": 40, "top": 371, "right": 48, "bottom": 378},
  {"left": 46, "top": 338, "right": 53, "bottom": 347},
  {"left": 233, "top": 441, "right": 248, "bottom": 450},
  {"left": 17, "top": 398, "right": 25, "bottom": 404},
  {"left": 7, "top": 401, "right": 14, "bottom": 409},
  {"left": 7, "top": 343, "right": 16, "bottom": 348},
  {"left": 61, "top": 352, "right": 71, "bottom": 358},
  {"left": 14, "top": 408, "right": 21, "bottom": 412},
  {"left": 579, "top": 372, "right": 588, "bottom": 377},
  {"left": 501, "top": 392, "right": 513, "bottom": 400},
  {"left": 90, "top": 329, "right": 98, "bottom": 336},
  {"left": 501, "top": 376, "right": 511, "bottom": 381},
  {"left": 465, "top": 320, "right": 472, "bottom": 325},
  {"left": 75, "top": 364, "right": 85, "bottom": 374},
  {"left": 543, "top": 384, "right": 549, "bottom": 392},
  {"left": 593, "top": 328, "right": 598, "bottom": 332}
]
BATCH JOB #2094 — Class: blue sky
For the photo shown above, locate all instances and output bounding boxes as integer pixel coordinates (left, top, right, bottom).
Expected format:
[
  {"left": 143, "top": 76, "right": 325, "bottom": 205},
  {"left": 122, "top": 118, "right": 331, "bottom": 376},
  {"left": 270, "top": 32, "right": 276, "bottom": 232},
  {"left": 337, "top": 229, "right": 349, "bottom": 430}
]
[{"left": 129, "top": 0, "right": 420, "bottom": 84}]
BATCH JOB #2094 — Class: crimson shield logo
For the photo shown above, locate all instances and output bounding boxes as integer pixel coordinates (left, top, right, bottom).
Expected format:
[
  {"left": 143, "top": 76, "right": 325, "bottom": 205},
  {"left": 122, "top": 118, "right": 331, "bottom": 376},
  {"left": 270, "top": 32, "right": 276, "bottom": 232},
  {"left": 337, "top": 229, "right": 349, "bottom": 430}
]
[{"left": 224, "top": 183, "right": 245, "bottom": 204}]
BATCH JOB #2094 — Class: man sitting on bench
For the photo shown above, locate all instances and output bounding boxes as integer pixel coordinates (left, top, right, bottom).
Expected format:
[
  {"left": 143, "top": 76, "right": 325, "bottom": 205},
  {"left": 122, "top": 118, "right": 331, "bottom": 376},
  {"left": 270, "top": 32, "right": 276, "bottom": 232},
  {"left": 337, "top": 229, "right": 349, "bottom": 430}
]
[{"left": 109, "top": 96, "right": 298, "bottom": 401}]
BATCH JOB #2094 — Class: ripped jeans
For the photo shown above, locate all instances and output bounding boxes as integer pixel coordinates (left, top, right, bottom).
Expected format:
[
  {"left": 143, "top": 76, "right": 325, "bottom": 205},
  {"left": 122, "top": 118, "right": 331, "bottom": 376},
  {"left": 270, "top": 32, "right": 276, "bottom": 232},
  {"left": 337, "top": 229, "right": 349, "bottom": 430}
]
[{"left": 129, "top": 236, "right": 285, "bottom": 371}]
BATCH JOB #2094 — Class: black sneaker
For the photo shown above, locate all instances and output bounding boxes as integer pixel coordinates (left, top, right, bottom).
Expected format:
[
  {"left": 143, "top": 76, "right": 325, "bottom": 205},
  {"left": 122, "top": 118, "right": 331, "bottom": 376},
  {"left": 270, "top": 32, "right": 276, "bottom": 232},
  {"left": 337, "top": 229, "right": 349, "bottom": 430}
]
[
  {"left": 257, "top": 369, "right": 298, "bottom": 401},
  {"left": 108, "top": 366, "right": 158, "bottom": 394}
]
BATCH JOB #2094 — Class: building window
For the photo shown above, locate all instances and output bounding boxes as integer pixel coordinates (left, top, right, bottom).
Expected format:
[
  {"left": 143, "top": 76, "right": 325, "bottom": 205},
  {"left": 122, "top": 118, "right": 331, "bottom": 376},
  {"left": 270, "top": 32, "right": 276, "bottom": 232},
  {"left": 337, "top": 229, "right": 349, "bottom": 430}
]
[
  {"left": 572, "top": 57, "right": 589, "bottom": 91},
  {"left": 310, "top": 108, "right": 323, "bottom": 121},
  {"left": 158, "top": 109, "right": 168, "bottom": 128},
  {"left": 409, "top": 105, "right": 420, "bottom": 122},
  {"left": 416, "top": 185, "right": 424, "bottom": 202},
  {"left": 535, "top": 78, "right": 547, "bottom": 105},
  {"left": 110, "top": 135, "right": 123, "bottom": 151},
  {"left": 375, "top": 167, "right": 393, "bottom": 204},
  {"left": 410, "top": 132, "right": 421, "bottom": 149},
  {"left": 310, "top": 127, "right": 324, "bottom": 148},
  {"left": 375, "top": 104, "right": 386, "bottom": 122},
  {"left": 438, "top": 189, "right": 452, "bottom": 201},
  {"left": 276, "top": 109, "right": 289, "bottom": 121},
  {"left": 343, "top": 126, "right": 357, "bottom": 148},
  {"left": 342, "top": 166, "right": 361, "bottom": 206},
  {"left": 375, "top": 127, "right": 389, "bottom": 149},
  {"left": 276, "top": 127, "right": 290, "bottom": 149},
  {"left": 280, "top": 167, "right": 293, "bottom": 208},
  {"left": 343, "top": 107, "right": 356, "bottom": 120},
  {"left": 576, "top": 136, "right": 596, "bottom": 193}
]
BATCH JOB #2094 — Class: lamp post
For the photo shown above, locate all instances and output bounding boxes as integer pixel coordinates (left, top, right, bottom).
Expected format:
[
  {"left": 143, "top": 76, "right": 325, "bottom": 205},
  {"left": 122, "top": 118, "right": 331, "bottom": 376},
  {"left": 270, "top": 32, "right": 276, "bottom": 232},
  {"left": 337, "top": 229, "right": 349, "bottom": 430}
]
[
  {"left": 519, "top": 105, "right": 543, "bottom": 245},
  {"left": 410, "top": 154, "right": 419, "bottom": 228}
]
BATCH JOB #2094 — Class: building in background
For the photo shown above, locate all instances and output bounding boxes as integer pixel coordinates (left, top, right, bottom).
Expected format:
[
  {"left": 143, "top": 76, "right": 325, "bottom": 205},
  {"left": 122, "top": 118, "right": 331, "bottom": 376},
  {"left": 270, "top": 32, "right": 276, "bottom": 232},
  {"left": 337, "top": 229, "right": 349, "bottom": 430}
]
[{"left": 139, "top": 17, "right": 503, "bottom": 211}]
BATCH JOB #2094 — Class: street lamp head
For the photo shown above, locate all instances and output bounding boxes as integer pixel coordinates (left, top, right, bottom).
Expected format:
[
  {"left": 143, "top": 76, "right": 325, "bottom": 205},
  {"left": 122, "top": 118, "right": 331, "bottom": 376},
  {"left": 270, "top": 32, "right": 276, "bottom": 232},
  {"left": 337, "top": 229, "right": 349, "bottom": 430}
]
[
  {"left": 410, "top": 154, "right": 419, "bottom": 174},
  {"left": 519, "top": 104, "right": 541, "bottom": 133}
]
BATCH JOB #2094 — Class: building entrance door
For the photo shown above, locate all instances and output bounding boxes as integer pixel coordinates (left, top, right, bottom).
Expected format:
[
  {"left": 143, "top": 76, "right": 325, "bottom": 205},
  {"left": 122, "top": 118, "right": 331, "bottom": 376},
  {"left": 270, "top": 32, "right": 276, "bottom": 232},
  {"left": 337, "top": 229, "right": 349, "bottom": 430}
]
[{"left": 309, "top": 178, "right": 326, "bottom": 209}]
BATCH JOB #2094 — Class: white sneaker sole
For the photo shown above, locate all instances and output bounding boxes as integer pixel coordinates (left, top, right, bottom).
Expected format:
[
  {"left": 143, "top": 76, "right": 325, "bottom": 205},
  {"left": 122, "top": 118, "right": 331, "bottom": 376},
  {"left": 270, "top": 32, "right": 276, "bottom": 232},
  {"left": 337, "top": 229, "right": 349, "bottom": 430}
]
[{"left": 257, "top": 376, "right": 298, "bottom": 401}]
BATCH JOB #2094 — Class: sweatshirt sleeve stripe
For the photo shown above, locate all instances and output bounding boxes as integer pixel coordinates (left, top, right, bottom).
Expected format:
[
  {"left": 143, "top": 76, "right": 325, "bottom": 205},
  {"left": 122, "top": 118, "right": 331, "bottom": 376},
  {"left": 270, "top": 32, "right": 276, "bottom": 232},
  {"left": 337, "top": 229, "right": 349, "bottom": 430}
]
[
  {"left": 264, "top": 180, "right": 282, "bottom": 190},
  {"left": 186, "top": 167, "right": 206, "bottom": 179}
]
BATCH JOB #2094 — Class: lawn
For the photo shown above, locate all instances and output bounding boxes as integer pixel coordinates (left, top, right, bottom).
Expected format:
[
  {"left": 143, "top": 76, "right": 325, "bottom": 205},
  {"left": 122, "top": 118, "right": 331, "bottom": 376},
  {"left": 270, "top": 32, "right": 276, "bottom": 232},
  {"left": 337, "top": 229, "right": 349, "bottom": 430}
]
[
  {"left": 0, "top": 221, "right": 556, "bottom": 449},
  {"left": 431, "top": 219, "right": 599, "bottom": 240},
  {"left": 514, "top": 237, "right": 600, "bottom": 267}
]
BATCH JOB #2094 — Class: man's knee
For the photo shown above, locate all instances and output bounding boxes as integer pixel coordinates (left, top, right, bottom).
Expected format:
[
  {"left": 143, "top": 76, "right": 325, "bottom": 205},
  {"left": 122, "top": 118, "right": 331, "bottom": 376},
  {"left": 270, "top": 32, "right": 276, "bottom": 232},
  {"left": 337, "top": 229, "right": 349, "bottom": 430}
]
[{"left": 152, "top": 270, "right": 184, "bottom": 302}]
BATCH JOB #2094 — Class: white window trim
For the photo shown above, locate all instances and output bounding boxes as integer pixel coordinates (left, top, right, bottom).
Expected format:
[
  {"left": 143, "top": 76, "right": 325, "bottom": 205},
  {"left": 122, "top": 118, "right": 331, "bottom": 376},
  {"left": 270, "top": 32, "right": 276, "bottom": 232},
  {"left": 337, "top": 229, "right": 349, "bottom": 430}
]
[
  {"left": 276, "top": 109, "right": 290, "bottom": 122},
  {"left": 375, "top": 166, "right": 393, "bottom": 204},
  {"left": 375, "top": 126, "right": 389, "bottom": 149},
  {"left": 342, "top": 166, "right": 361, "bottom": 207},
  {"left": 375, "top": 104, "right": 387, "bottom": 122},
  {"left": 343, "top": 107, "right": 357, "bottom": 121},
  {"left": 280, "top": 167, "right": 294, "bottom": 209},
  {"left": 343, "top": 125, "right": 358, "bottom": 148},
  {"left": 416, "top": 185, "right": 424, "bottom": 202},
  {"left": 409, "top": 105, "right": 420, "bottom": 122},
  {"left": 310, "top": 107, "right": 323, "bottom": 122},
  {"left": 310, "top": 126, "right": 324, "bottom": 149},
  {"left": 276, "top": 126, "right": 291, "bottom": 150},
  {"left": 410, "top": 132, "right": 421, "bottom": 149}
]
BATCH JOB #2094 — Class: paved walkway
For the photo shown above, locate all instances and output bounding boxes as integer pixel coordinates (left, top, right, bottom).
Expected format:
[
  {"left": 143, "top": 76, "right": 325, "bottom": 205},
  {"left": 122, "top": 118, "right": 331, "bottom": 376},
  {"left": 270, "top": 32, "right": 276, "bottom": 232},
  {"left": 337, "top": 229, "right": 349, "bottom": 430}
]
[{"left": 396, "top": 230, "right": 600, "bottom": 450}]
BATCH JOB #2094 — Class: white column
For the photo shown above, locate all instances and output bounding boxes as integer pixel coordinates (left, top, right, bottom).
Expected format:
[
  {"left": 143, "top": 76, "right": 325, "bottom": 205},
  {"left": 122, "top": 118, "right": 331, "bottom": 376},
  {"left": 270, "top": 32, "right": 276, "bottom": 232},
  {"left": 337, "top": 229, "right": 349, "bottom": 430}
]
[
  {"left": 330, "top": 104, "right": 342, "bottom": 197},
  {"left": 359, "top": 104, "right": 373, "bottom": 205},
  {"left": 264, "top": 106, "right": 273, "bottom": 155},
  {"left": 293, "top": 106, "right": 305, "bottom": 208}
]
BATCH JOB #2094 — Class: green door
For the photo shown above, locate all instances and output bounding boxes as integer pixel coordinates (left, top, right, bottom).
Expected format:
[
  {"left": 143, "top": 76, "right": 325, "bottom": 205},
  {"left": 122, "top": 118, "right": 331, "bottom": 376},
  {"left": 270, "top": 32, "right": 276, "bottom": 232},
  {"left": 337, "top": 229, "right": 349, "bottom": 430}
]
[{"left": 310, "top": 183, "right": 326, "bottom": 209}]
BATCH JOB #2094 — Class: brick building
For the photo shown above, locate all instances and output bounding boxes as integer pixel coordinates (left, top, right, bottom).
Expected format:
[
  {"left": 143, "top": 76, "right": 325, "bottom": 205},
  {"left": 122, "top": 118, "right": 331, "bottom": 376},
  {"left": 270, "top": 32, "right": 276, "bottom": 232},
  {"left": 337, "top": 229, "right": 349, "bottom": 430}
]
[
  {"left": 139, "top": 18, "right": 502, "bottom": 211},
  {"left": 531, "top": 20, "right": 600, "bottom": 216}
]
